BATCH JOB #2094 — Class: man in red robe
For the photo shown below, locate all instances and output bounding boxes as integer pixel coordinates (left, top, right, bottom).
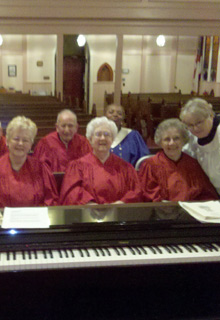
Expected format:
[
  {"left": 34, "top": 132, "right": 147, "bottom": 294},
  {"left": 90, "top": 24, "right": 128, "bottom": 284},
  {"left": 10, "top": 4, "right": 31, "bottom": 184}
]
[
  {"left": 138, "top": 150, "right": 219, "bottom": 202},
  {"left": 33, "top": 109, "right": 92, "bottom": 172},
  {"left": 60, "top": 152, "right": 142, "bottom": 205}
]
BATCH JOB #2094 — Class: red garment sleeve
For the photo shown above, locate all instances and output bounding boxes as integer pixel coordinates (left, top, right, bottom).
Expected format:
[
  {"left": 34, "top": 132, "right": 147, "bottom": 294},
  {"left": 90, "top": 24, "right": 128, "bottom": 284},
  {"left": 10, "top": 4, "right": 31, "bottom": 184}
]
[
  {"left": 59, "top": 161, "right": 95, "bottom": 205},
  {"left": 191, "top": 162, "right": 219, "bottom": 201},
  {"left": 0, "top": 136, "right": 8, "bottom": 157},
  {"left": 120, "top": 165, "right": 142, "bottom": 203},
  {"left": 33, "top": 140, "right": 61, "bottom": 172},
  {"left": 138, "top": 160, "right": 163, "bottom": 202},
  {"left": 41, "top": 163, "right": 59, "bottom": 206}
]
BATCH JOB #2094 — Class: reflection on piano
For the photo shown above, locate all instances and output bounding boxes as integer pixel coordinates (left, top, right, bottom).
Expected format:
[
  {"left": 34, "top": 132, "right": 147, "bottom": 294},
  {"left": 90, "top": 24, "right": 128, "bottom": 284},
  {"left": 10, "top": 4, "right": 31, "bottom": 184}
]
[{"left": 1, "top": 202, "right": 220, "bottom": 319}]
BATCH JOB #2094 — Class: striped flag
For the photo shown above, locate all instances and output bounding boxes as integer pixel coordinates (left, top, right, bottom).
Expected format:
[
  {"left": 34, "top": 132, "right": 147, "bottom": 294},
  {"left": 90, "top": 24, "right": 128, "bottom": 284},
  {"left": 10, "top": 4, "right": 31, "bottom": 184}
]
[{"left": 192, "top": 37, "right": 203, "bottom": 94}]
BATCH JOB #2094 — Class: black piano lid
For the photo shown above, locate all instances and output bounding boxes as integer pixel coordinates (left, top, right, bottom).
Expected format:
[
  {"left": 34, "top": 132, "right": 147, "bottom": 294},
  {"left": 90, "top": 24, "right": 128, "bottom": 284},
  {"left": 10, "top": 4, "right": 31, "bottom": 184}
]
[
  {"left": 48, "top": 202, "right": 191, "bottom": 223},
  {"left": 0, "top": 202, "right": 219, "bottom": 250}
]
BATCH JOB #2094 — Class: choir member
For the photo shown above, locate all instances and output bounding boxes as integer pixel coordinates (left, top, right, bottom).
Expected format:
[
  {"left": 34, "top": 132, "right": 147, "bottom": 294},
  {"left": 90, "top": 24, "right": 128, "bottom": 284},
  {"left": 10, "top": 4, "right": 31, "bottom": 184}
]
[
  {"left": 60, "top": 116, "right": 142, "bottom": 205},
  {"left": 105, "top": 104, "right": 150, "bottom": 166},
  {"left": 138, "top": 118, "right": 219, "bottom": 202},
  {"left": 0, "top": 126, "right": 7, "bottom": 157},
  {"left": 0, "top": 116, "right": 58, "bottom": 207},
  {"left": 180, "top": 98, "right": 220, "bottom": 195},
  {"left": 33, "top": 109, "right": 92, "bottom": 172}
]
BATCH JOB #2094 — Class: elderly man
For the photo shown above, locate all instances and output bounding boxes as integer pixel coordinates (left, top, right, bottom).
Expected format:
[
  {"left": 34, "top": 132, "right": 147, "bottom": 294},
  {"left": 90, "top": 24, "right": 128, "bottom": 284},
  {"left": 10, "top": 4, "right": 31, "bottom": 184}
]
[{"left": 33, "top": 109, "right": 92, "bottom": 172}]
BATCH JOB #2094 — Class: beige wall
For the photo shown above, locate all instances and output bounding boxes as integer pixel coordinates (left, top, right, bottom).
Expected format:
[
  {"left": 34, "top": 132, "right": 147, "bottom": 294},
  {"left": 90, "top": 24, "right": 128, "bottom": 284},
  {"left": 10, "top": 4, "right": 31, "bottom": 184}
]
[
  {"left": 0, "top": 35, "right": 56, "bottom": 94},
  {"left": 0, "top": 0, "right": 219, "bottom": 107},
  {"left": 0, "top": 33, "right": 219, "bottom": 111},
  {"left": 26, "top": 35, "right": 56, "bottom": 95}
]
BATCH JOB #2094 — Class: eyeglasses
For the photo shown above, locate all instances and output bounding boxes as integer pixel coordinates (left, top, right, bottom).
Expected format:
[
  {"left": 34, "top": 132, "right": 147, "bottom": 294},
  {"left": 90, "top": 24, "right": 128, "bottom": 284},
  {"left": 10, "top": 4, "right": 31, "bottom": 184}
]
[
  {"left": 185, "top": 118, "right": 206, "bottom": 130},
  {"left": 12, "top": 137, "right": 32, "bottom": 144},
  {"left": 162, "top": 136, "right": 181, "bottom": 143},
  {"left": 94, "top": 131, "right": 112, "bottom": 138}
]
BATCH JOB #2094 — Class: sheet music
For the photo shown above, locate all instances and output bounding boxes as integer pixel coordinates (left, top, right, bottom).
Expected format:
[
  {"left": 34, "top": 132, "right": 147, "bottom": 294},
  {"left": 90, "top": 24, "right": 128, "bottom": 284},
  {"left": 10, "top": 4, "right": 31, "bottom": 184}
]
[
  {"left": 179, "top": 201, "right": 220, "bottom": 223},
  {"left": 2, "top": 207, "right": 50, "bottom": 229}
]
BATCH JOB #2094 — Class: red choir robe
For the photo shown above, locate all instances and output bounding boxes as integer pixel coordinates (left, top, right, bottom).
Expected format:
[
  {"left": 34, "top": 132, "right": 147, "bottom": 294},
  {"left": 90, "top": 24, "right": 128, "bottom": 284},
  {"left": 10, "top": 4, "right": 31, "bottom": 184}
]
[
  {"left": 0, "top": 154, "right": 59, "bottom": 208},
  {"left": 60, "top": 152, "right": 142, "bottom": 205},
  {"left": 0, "top": 136, "right": 8, "bottom": 157},
  {"left": 33, "top": 131, "right": 92, "bottom": 172},
  {"left": 138, "top": 150, "right": 219, "bottom": 202}
]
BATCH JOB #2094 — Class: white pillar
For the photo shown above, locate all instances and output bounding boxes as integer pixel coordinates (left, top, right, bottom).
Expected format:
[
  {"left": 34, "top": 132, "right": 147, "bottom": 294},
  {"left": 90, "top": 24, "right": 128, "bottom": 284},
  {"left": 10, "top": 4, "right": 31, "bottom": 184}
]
[
  {"left": 56, "top": 33, "right": 63, "bottom": 100},
  {"left": 114, "top": 34, "right": 123, "bottom": 105}
]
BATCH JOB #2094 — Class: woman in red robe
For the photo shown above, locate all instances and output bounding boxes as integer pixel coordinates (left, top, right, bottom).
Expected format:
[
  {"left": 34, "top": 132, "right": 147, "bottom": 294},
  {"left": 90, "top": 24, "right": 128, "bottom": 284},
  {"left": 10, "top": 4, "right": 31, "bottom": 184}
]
[
  {"left": 60, "top": 116, "right": 142, "bottom": 205},
  {"left": 138, "top": 118, "right": 219, "bottom": 202},
  {"left": 0, "top": 116, "right": 58, "bottom": 208}
]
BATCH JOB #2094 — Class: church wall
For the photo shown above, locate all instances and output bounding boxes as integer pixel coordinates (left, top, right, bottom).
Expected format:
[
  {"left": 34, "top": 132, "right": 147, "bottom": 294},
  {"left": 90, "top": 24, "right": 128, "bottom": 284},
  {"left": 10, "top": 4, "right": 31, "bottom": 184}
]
[
  {"left": 0, "top": 35, "right": 24, "bottom": 92},
  {"left": 2, "top": 55, "right": 23, "bottom": 92},
  {"left": 25, "top": 35, "right": 56, "bottom": 95},
  {"left": 0, "top": 35, "right": 56, "bottom": 95},
  {"left": 87, "top": 35, "right": 201, "bottom": 114},
  {"left": 0, "top": 32, "right": 220, "bottom": 110},
  {"left": 175, "top": 54, "right": 195, "bottom": 94},
  {"left": 86, "top": 35, "right": 117, "bottom": 115}
]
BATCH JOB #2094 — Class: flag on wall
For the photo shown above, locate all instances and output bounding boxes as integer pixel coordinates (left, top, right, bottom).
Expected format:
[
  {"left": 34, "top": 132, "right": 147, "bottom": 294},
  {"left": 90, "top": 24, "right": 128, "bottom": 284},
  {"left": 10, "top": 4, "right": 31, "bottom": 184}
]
[{"left": 192, "top": 37, "right": 203, "bottom": 94}]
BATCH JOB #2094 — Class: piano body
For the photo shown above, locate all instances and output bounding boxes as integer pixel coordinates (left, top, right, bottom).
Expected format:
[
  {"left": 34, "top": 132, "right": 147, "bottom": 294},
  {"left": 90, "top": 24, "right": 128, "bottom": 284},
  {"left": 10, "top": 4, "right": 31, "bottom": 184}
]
[{"left": 1, "top": 202, "right": 220, "bottom": 319}]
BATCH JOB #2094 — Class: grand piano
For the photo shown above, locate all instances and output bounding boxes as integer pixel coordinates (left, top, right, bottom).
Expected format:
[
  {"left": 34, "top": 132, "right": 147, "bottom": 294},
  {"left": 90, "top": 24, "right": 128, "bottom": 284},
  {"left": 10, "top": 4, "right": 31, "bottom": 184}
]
[{"left": 1, "top": 202, "right": 220, "bottom": 319}]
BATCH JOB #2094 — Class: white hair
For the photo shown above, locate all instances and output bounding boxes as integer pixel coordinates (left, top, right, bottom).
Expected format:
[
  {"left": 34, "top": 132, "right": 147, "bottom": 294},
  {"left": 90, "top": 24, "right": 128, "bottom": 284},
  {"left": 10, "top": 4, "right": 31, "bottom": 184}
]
[
  {"left": 180, "top": 98, "right": 214, "bottom": 121},
  {"left": 6, "top": 116, "right": 38, "bottom": 143},
  {"left": 86, "top": 116, "right": 118, "bottom": 140},
  {"left": 56, "top": 109, "right": 77, "bottom": 123},
  {"left": 154, "top": 118, "right": 190, "bottom": 146}
]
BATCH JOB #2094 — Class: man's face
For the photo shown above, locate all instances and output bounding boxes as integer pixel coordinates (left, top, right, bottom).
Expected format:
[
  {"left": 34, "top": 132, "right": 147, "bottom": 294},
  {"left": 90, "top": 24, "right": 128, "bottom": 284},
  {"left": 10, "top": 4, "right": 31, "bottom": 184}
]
[{"left": 56, "top": 112, "right": 78, "bottom": 143}]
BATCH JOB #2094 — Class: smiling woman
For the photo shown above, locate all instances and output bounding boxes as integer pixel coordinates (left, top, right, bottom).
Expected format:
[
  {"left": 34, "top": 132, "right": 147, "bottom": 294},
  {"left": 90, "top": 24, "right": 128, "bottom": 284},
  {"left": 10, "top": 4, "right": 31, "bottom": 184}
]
[
  {"left": 60, "top": 116, "right": 142, "bottom": 205},
  {"left": 0, "top": 116, "right": 58, "bottom": 208},
  {"left": 138, "top": 118, "right": 218, "bottom": 202},
  {"left": 180, "top": 98, "right": 220, "bottom": 195}
]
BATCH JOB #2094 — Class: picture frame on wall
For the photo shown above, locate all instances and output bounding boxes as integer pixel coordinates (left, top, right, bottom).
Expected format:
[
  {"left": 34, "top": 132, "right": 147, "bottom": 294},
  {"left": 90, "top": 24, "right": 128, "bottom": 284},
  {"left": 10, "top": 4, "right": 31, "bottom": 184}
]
[{"left": 8, "top": 65, "right": 17, "bottom": 77}]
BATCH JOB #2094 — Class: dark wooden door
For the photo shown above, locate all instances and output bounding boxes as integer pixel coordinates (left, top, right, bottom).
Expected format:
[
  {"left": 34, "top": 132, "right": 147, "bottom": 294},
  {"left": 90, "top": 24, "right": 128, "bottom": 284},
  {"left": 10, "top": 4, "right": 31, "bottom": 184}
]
[{"left": 63, "top": 56, "right": 85, "bottom": 108}]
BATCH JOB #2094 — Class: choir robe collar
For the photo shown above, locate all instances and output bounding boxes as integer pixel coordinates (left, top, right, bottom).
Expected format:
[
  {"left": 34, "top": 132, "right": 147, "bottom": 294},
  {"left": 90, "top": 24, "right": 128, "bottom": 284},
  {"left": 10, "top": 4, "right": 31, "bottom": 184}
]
[
  {"left": 198, "top": 115, "right": 219, "bottom": 146},
  {"left": 90, "top": 151, "right": 113, "bottom": 166},
  {"left": 158, "top": 150, "right": 184, "bottom": 166},
  {"left": 111, "top": 127, "right": 132, "bottom": 148}
]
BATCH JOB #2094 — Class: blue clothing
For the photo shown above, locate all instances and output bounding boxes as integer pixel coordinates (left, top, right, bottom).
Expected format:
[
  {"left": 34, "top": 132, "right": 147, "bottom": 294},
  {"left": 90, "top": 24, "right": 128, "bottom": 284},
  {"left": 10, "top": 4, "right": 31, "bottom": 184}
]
[{"left": 110, "top": 129, "right": 150, "bottom": 166}]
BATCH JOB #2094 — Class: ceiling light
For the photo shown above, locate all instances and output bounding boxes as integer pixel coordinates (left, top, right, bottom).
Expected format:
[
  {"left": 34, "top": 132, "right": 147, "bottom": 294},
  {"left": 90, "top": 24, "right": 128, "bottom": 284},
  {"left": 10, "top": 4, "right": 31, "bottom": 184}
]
[
  {"left": 77, "top": 35, "right": 86, "bottom": 47},
  {"left": 156, "top": 35, "right": 165, "bottom": 47}
]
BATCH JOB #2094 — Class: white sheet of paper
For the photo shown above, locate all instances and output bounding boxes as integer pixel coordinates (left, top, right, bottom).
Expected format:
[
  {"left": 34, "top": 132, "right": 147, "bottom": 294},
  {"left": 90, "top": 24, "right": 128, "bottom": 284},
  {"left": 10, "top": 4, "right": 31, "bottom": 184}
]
[
  {"left": 2, "top": 207, "right": 50, "bottom": 229},
  {"left": 179, "top": 201, "right": 220, "bottom": 223}
]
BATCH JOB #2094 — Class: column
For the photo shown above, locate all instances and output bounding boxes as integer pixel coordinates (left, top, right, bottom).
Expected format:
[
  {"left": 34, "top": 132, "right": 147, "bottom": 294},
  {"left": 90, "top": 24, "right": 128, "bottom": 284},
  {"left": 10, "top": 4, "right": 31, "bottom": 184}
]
[
  {"left": 114, "top": 34, "right": 123, "bottom": 105},
  {"left": 56, "top": 33, "right": 63, "bottom": 101}
]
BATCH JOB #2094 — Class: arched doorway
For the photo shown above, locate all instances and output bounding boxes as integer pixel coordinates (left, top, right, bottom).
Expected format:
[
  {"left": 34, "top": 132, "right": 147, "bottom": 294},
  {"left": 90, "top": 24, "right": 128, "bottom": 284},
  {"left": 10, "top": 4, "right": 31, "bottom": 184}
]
[{"left": 97, "top": 63, "right": 113, "bottom": 81}]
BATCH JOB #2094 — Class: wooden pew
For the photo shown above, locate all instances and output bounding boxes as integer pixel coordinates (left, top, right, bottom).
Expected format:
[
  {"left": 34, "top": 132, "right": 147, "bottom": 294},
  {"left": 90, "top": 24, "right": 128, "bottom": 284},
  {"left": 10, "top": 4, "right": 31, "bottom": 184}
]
[{"left": 53, "top": 172, "right": 65, "bottom": 194}]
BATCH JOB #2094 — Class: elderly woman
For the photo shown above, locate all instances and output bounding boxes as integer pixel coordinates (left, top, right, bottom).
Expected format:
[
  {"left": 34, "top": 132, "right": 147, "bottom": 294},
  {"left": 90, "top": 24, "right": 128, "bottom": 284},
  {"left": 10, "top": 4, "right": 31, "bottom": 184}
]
[
  {"left": 180, "top": 98, "right": 220, "bottom": 195},
  {"left": 105, "top": 104, "right": 150, "bottom": 166},
  {"left": 0, "top": 116, "right": 58, "bottom": 207},
  {"left": 138, "top": 118, "right": 218, "bottom": 202},
  {"left": 60, "top": 116, "right": 142, "bottom": 205}
]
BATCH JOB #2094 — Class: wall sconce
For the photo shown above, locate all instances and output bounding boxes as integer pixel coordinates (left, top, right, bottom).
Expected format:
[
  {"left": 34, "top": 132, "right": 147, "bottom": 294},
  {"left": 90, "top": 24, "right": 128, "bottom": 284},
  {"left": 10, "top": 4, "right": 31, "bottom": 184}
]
[
  {"left": 37, "top": 61, "right": 43, "bottom": 67},
  {"left": 122, "top": 68, "right": 129, "bottom": 74},
  {"left": 0, "top": 35, "right": 3, "bottom": 46}
]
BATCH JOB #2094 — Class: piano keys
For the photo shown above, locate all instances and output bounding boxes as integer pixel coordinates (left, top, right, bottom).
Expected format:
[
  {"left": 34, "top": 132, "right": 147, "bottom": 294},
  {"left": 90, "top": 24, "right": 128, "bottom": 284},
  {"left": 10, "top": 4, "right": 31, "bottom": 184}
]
[{"left": 1, "top": 242, "right": 220, "bottom": 272}]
